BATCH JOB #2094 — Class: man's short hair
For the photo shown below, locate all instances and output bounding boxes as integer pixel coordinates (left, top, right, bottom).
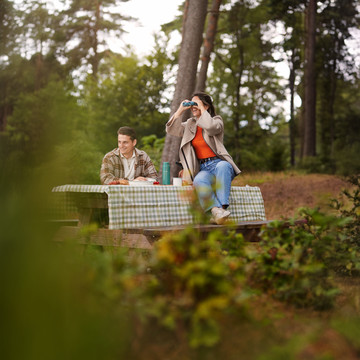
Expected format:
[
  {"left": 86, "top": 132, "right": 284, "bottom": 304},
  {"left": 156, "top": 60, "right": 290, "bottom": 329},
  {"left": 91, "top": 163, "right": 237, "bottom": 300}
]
[{"left": 117, "top": 126, "right": 137, "bottom": 141}]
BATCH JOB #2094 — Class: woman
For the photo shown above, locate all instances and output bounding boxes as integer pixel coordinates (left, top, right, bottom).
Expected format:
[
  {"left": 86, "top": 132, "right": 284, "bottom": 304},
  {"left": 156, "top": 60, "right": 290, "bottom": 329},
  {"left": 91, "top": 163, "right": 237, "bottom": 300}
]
[{"left": 166, "top": 92, "right": 241, "bottom": 224}]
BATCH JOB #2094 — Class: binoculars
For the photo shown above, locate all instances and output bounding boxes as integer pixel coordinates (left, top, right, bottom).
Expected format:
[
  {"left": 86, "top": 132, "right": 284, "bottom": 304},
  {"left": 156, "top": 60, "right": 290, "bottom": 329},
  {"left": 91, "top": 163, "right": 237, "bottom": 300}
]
[{"left": 182, "top": 101, "right": 198, "bottom": 107}]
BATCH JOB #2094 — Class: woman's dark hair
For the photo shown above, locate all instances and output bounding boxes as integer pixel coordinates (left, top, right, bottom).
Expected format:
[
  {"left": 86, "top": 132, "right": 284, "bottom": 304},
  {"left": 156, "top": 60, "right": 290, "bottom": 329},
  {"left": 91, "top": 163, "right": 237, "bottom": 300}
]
[{"left": 191, "top": 92, "right": 216, "bottom": 117}]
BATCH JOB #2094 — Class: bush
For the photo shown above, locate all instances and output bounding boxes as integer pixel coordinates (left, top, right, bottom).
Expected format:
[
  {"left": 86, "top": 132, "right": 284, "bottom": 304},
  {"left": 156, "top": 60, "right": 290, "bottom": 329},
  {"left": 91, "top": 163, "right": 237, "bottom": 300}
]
[
  {"left": 334, "top": 143, "right": 360, "bottom": 176},
  {"left": 140, "top": 134, "right": 165, "bottom": 172},
  {"left": 245, "top": 185, "right": 360, "bottom": 309},
  {"left": 331, "top": 175, "right": 360, "bottom": 270},
  {"left": 141, "top": 227, "right": 250, "bottom": 347},
  {"left": 245, "top": 215, "right": 341, "bottom": 309},
  {"left": 297, "top": 156, "right": 333, "bottom": 174}
]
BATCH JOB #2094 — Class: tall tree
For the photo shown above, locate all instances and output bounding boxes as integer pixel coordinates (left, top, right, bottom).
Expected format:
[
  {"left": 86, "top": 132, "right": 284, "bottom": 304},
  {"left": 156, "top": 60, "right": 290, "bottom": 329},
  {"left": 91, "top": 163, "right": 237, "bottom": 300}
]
[
  {"left": 61, "top": 0, "right": 133, "bottom": 78},
  {"left": 0, "top": 0, "right": 17, "bottom": 131},
  {"left": 0, "top": 1, "right": 65, "bottom": 131},
  {"left": 267, "top": 0, "right": 304, "bottom": 166},
  {"left": 209, "top": 0, "right": 285, "bottom": 166},
  {"left": 288, "top": 44, "right": 301, "bottom": 166},
  {"left": 0, "top": 0, "right": 18, "bottom": 58},
  {"left": 196, "top": 0, "right": 222, "bottom": 92},
  {"left": 302, "top": 0, "right": 317, "bottom": 157},
  {"left": 21, "top": 1, "right": 61, "bottom": 89},
  {"left": 316, "top": 0, "right": 360, "bottom": 165},
  {"left": 161, "top": 0, "right": 208, "bottom": 178}
]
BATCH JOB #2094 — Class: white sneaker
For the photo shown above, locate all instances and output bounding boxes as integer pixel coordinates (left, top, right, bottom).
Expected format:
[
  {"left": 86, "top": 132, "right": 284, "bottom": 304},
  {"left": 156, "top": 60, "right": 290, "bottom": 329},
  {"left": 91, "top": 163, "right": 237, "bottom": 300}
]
[{"left": 210, "top": 207, "right": 231, "bottom": 225}]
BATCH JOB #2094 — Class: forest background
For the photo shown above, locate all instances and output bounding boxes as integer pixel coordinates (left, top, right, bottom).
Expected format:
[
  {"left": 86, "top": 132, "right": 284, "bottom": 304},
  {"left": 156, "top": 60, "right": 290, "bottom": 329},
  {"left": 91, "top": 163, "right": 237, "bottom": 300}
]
[{"left": 1, "top": 0, "right": 360, "bottom": 187}]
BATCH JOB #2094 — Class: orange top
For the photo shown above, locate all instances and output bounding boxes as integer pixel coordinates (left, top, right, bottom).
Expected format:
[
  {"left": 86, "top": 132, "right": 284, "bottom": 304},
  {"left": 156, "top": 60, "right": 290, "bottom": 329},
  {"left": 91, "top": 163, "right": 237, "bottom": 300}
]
[{"left": 191, "top": 126, "right": 216, "bottom": 159}]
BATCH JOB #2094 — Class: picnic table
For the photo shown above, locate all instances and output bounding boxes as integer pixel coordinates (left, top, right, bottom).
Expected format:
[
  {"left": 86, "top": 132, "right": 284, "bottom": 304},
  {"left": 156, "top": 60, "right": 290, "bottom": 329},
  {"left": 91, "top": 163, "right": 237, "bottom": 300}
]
[{"left": 51, "top": 184, "right": 268, "bottom": 248}]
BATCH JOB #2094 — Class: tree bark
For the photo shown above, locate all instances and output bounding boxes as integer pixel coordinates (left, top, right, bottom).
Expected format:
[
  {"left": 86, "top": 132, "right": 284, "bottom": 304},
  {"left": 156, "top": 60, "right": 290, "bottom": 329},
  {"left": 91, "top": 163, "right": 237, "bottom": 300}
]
[
  {"left": 195, "top": 0, "right": 222, "bottom": 92},
  {"left": 303, "top": 0, "right": 317, "bottom": 157},
  {"left": 161, "top": 0, "right": 208, "bottom": 179},
  {"left": 92, "top": 0, "right": 100, "bottom": 78},
  {"left": 289, "top": 48, "right": 296, "bottom": 166}
]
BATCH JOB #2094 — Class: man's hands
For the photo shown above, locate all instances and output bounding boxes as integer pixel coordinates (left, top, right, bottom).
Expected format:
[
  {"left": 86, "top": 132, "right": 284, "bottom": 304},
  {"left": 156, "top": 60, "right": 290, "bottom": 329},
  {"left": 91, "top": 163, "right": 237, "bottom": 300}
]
[
  {"left": 134, "top": 176, "right": 148, "bottom": 181},
  {"left": 109, "top": 179, "right": 129, "bottom": 185},
  {"left": 109, "top": 177, "right": 154, "bottom": 185}
]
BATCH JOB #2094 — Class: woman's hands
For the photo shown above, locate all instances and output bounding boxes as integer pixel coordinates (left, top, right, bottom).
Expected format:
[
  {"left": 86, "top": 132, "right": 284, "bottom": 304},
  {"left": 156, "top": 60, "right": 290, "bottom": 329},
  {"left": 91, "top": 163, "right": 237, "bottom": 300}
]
[
  {"left": 173, "top": 97, "right": 208, "bottom": 119},
  {"left": 192, "top": 98, "right": 207, "bottom": 113},
  {"left": 173, "top": 99, "right": 191, "bottom": 119}
]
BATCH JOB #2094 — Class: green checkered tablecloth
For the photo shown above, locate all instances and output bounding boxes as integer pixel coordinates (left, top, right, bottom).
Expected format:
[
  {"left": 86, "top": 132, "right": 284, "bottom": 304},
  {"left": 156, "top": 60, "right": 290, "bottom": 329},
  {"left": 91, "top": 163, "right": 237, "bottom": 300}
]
[
  {"left": 52, "top": 184, "right": 266, "bottom": 229},
  {"left": 51, "top": 185, "right": 107, "bottom": 220}
]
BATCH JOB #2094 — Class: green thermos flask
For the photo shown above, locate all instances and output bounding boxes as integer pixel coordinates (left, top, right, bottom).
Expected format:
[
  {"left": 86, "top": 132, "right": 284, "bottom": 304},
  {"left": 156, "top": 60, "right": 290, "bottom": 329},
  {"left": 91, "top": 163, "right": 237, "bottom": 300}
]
[{"left": 162, "top": 162, "right": 170, "bottom": 185}]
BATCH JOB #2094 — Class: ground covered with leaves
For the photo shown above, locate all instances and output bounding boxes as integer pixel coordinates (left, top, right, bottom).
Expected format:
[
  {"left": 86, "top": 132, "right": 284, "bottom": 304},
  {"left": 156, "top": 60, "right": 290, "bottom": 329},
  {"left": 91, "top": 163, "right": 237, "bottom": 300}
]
[{"left": 233, "top": 172, "right": 350, "bottom": 219}]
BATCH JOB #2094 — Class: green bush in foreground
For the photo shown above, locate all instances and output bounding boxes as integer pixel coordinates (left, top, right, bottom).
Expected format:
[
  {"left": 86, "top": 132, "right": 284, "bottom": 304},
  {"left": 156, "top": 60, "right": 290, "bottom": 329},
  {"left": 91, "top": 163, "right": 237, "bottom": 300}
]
[
  {"left": 331, "top": 174, "right": 360, "bottom": 264},
  {"left": 244, "top": 175, "right": 360, "bottom": 310},
  {"left": 141, "top": 228, "right": 251, "bottom": 347},
  {"left": 76, "top": 175, "right": 360, "bottom": 348},
  {"left": 245, "top": 212, "right": 346, "bottom": 309}
]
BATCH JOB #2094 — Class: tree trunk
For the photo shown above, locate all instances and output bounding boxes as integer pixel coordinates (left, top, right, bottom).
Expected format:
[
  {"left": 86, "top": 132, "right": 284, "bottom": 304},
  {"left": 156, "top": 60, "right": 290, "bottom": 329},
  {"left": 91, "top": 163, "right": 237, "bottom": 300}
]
[
  {"left": 35, "top": 52, "right": 43, "bottom": 90},
  {"left": 195, "top": 0, "right": 222, "bottom": 92},
  {"left": 92, "top": 0, "right": 100, "bottom": 78},
  {"left": 289, "top": 48, "right": 296, "bottom": 166},
  {"left": 303, "top": 0, "right": 317, "bottom": 157},
  {"left": 161, "top": 0, "right": 208, "bottom": 179}
]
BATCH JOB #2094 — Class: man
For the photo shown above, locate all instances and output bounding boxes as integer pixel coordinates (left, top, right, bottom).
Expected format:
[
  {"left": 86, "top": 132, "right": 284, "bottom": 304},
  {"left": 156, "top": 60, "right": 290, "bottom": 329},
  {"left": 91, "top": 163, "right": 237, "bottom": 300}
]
[{"left": 100, "top": 126, "right": 158, "bottom": 185}]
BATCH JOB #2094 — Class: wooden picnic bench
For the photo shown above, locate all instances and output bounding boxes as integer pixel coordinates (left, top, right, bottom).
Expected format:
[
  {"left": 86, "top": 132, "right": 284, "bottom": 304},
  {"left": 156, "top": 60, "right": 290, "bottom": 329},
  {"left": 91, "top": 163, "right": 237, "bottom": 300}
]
[
  {"left": 53, "top": 221, "right": 274, "bottom": 249},
  {"left": 50, "top": 184, "right": 288, "bottom": 249}
]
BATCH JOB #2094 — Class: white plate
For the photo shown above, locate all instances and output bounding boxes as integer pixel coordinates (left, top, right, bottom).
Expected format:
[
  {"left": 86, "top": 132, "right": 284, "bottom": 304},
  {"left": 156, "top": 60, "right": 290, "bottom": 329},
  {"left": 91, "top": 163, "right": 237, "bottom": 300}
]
[{"left": 129, "top": 179, "right": 155, "bottom": 186}]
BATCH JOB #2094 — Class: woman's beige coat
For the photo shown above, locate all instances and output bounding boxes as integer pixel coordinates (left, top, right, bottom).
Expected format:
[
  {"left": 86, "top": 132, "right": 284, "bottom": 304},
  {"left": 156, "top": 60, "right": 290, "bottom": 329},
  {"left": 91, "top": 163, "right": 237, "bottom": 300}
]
[{"left": 166, "top": 110, "right": 241, "bottom": 184}]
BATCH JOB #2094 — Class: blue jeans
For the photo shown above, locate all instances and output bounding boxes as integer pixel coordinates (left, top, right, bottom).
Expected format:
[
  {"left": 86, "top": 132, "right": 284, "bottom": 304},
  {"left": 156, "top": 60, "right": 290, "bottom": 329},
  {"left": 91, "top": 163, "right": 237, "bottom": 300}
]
[{"left": 193, "top": 158, "right": 236, "bottom": 211}]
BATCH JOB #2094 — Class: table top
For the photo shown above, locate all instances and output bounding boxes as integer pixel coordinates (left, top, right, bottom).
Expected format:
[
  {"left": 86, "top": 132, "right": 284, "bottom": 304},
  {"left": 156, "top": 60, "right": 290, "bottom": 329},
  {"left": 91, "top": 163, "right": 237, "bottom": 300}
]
[
  {"left": 52, "top": 184, "right": 108, "bottom": 193},
  {"left": 52, "top": 184, "right": 266, "bottom": 229}
]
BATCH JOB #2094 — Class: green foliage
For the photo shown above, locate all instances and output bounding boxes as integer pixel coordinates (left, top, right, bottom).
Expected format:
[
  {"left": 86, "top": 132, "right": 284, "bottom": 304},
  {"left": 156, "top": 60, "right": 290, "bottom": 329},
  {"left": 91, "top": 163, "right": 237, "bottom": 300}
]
[
  {"left": 332, "top": 316, "right": 360, "bottom": 351},
  {"left": 297, "top": 156, "right": 331, "bottom": 174},
  {"left": 81, "top": 52, "right": 169, "bottom": 155},
  {"left": 142, "top": 228, "right": 249, "bottom": 347},
  {"left": 208, "top": 0, "right": 287, "bottom": 170},
  {"left": 298, "top": 208, "right": 359, "bottom": 275},
  {"left": 246, "top": 219, "right": 336, "bottom": 309},
  {"left": 60, "top": 0, "right": 135, "bottom": 76},
  {"left": 0, "top": 49, "right": 171, "bottom": 185},
  {"left": 49, "top": 177, "right": 360, "bottom": 348},
  {"left": 140, "top": 134, "right": 165, "bottom": 172},
  {"left": 331, "top": 175, "right": 360, "bottom": 262},
  {"left": 53, "top": 130, "right": 104, "bottom": 184},
  {"left": 57, "top": 225, "right": 250, "bottom": 349},
  {"left": 5, "top": 79, "right": 76, "bottom": 166},
  {"left": 0, "top": 179, "right": 133, "bottom": 359},
  {"left": 246, "top": 204, "right": 360, "bottom": 309},
  {"left": 331, "top": 82, "right": 360, "bottom": 175},
  {"left": 3, "top": 167, "right": 360, "bottom": 355},
  {"left": 0, "top": 0, "right": 17, "bottom": 56},
  {"left": 333, "top": 142, "right": 360, "bottom": 176},
  {"left": 226, "top": 125, "right": 289, "bottom": 172},
  {"left": 266, "top": 134, "right": 289, "bottom": 172}
]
